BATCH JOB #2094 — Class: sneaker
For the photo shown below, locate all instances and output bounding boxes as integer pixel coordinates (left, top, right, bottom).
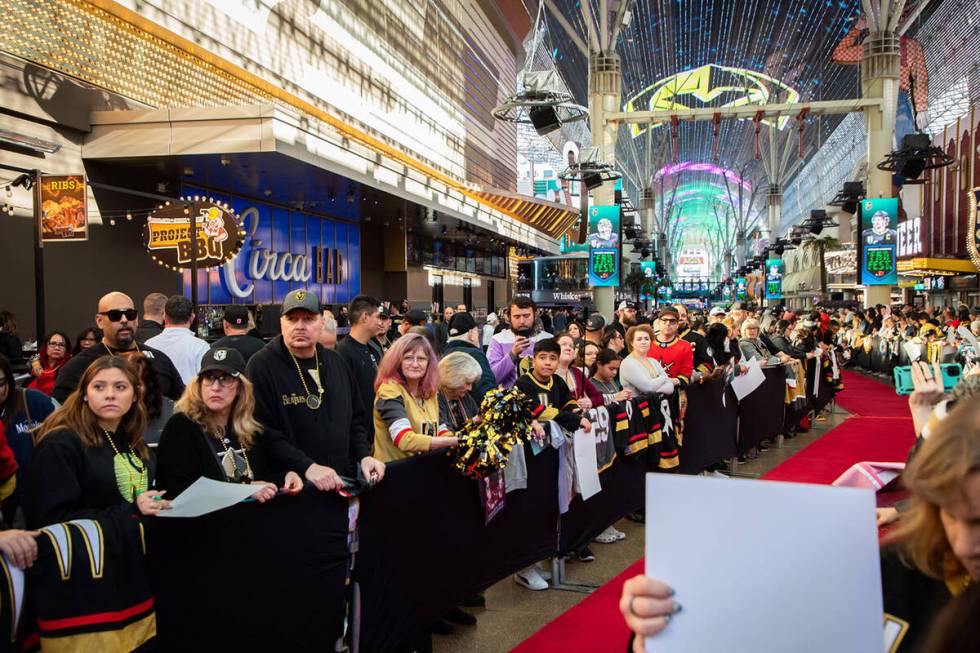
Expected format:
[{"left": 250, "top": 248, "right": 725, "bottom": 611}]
[
  {"left": 445, "top": 607, "right": 476, "bottom": 626},
  {"left": 625, "top": 510, "right": 645, "bottom": 523},
  {"left": 534, "top": 563, "right": 552, "bottom": 581},
  {"left": 460, "top": 593, "right": 486, "bottom": 608},
  {"left": 594, "top": 526, "right": 625, "bottom": 544},
  {"left": 709, "top": 470, "right": 729, "bottom": 479},
  {"left": 577, "top": 546, "right": 596, "bottom": 562},
  {"left": 758, "top": 442, "right": 769, "bottom": 452},
  {"left": 514, "top": 566, "right": 548, "bottom": 590}
]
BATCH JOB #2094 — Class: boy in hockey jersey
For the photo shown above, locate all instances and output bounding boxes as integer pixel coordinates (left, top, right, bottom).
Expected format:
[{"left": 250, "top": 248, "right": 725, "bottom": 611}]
[
  {"left": 513, "top": 338, "right": 590, "bottom": 591},
  {"left": 515, "top": 338, "right": 591, "bottom": 441}
]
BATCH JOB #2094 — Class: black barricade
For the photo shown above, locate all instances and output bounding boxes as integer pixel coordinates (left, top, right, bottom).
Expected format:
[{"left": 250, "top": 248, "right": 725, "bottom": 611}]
[
  {"left": 679, "top": 380, "right": 738, "bottom": 474},
  {"left": 354, "top": 445, "right": 560, "bottom": 652},
  {"left": 145, "top": 489, "right": 351, "bottom": 650},
  {"left": 557, "top": 453, "right": 646, "bottom": 555},
  {"left": 805, "top": 358, "right": 837, "bottom": 415},
  {"left": 737, "top": 365, "right": 786, "bottom": 454}
]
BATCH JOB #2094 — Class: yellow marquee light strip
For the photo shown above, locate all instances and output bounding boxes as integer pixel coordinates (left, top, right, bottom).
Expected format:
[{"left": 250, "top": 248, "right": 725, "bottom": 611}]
[
  {"left": 967, "top": 187, "right": 980, "bottom": 271},
  {"left": 0, "top": 0, "right": 576, "bottom": 239}
]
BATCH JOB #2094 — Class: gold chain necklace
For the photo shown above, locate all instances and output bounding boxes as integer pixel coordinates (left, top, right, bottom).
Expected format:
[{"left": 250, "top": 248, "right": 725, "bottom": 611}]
[
  {"left": 102, "top": 427, "right": 147, "bottom": 502},
  {"left": 289, "top": 348, "right": 324, "bottom": 410}
]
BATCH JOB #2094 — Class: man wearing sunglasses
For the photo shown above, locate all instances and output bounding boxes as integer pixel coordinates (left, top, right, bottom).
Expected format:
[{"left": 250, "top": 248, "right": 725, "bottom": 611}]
[{"left": 52, "top": 292, "right": 184, "bottom": 403}]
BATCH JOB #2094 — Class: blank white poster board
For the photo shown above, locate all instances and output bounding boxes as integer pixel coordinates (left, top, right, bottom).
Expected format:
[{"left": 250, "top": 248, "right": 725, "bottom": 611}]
[{"left": 645, "top": 475, "right": 883, "bottom": 653}]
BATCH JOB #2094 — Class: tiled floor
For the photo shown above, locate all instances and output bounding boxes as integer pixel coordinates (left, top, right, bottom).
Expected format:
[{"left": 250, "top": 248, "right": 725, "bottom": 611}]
[{"left": 433, "top": 405, "right": 851, "bottom": 653}]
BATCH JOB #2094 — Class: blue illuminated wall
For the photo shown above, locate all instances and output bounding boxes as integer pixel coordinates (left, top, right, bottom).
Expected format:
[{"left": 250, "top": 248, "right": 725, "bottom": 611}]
[{"left": 180, "top": 186, "right": 360, "bottom": 306}]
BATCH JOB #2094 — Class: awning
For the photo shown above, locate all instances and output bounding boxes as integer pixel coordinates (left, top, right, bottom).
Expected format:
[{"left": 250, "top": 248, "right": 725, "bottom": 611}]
[
  {"left": 897, "top": 257, "right": 979, "bottom": 276},
  {"left": 84, "top": 105, "right": 568, "bottom": 253},
  {"left": 782, "top": 267, "right": 822, "bottom": 296}
]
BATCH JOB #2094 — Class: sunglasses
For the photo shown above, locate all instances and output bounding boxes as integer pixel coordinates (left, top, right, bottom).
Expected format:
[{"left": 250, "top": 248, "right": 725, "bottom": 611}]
[
  {"left": 201, "top": 373, "right": 238, "bottom": 388},
  {"left": 99, "top": 309, "right": 138, "bottom": 322}
]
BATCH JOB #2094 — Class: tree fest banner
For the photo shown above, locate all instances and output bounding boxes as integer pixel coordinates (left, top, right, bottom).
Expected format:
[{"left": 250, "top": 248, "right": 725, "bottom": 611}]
[
  {"left": 143, "top": 198, "right": 245, "bottom": 271},
  {"left": 40, "top": 175, "right": 88, "bottom": 242}
]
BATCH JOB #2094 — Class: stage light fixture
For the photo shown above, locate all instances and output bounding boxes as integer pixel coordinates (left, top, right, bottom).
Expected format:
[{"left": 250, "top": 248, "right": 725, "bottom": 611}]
[
  {"left": 829, "top": 182, "right": 864, "bottom": 215},
  {"left": 877, "top": 132, "right": 953, "bottom": 182},
  {"left": 492, "top": 71, "right": 588, "bottom": 136}
]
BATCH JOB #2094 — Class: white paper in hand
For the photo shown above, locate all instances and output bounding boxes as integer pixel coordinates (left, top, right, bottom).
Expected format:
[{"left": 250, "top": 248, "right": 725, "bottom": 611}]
[
  {"left": 904, "top": 341, "right": 922, "bottom": 362},
  {"left": 731, "top": 358, "right": 765, "bottom": 400},
  {"left": 572, "top": 428, "right": 601, "bottom": 500},
  {"left": 155, "top": 477, "right": 260, "bottom": 518},
  {"left": 645, "top": 475, "right": 882, "bottom": 653}
]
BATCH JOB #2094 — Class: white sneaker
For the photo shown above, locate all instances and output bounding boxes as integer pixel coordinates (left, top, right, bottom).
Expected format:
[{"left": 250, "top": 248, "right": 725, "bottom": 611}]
[
  {"left": 710, "top": 470, "right": 730, "bottom": 479},
  {"left": 534, "top": 563, "right": 552, "bottom": 581},
  {"left": 594, "top": 526, "right": 626, "bottom": 543},
  {"left": 514, "top": 565, "right": 549, "bottom": 590}
]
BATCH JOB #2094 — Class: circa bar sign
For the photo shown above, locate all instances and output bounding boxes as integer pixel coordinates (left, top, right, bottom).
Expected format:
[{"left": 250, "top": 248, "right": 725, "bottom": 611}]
[{"left": 144, "top": 198, "right": 244, "bottom": 271}]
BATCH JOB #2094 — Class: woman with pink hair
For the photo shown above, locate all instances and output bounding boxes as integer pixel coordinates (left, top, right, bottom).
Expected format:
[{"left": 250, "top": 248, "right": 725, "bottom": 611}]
[{"left": 372, "top": 333, "right": 457, "bottom": 462}]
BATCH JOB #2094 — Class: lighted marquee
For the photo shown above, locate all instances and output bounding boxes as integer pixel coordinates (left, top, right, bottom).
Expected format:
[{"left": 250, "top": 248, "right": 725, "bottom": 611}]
[{"left": 623, "top": 64, "right": 800, "bottom": 137}]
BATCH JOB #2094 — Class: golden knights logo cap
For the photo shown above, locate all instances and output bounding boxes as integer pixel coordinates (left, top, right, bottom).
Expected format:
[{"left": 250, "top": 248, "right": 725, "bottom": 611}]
[{"left": 281, "top": 289, "right": 321, "bottom": 315}]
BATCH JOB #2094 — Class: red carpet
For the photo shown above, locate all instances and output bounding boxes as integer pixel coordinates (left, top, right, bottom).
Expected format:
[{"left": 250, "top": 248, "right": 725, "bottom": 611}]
[
  {"left": 510, "top": 370, "right": 915, "bottom": 653},
  {"left": 833, "top": 369, "right": 911, "bottom": 417}
]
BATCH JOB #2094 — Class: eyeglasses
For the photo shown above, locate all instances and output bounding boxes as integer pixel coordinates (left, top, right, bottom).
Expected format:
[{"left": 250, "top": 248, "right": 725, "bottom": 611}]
[
  {"left": 47, "top": 341, "right": 67, "bottom": 348},
  {"left": 660, "top": 318, "right": 678, "bottom": 324},
  {"left": 403, "top": 355, "right": 429, "bottom": 365},
  {"left": 99, "top": 309, "right": 138, "bottom": 322},
  {"left": 201, "top": 373, "right": 238, "bottom": 388}
]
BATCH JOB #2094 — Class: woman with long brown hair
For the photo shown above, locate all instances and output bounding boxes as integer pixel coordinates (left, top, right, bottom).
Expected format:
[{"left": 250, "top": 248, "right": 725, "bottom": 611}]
[
  {"left": 155, "top": 347, "right": 307, "bottom": 500},
  {"left": 27, "top": 356, "right": 169, "bottom": 528}
]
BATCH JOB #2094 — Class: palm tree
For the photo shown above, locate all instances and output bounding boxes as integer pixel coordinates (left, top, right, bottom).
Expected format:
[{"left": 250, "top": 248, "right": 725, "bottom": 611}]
[
  {"left": 623, "top": 268, "right": 656, "bottom": 308},
  {"left": 801, "top": 235, "right": 841, "bottom": 298}
]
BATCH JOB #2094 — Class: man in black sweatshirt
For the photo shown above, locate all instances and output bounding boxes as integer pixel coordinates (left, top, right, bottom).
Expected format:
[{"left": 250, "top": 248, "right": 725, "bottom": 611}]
[
  {"left": 247, "top": 289, "right": 386, "bottom": 489},
  {"left": 53, "top": 291, "right": 183, "bottom": 403}
]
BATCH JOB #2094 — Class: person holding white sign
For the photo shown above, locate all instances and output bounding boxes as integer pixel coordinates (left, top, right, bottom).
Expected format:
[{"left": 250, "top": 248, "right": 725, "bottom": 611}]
[{"left": 619, "top": 399, "right": 980, "bottom": 653}]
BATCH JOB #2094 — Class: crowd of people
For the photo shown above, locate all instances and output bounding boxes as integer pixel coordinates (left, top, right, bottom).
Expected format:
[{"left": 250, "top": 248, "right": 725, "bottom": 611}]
[{"left": 0, "top": 291, "right": 975, "bottom": 651}]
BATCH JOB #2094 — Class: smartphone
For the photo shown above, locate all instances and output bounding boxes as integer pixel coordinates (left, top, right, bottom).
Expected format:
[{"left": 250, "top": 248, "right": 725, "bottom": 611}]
[{"left": 893, "top": 363, "right": 962, "bottom": 395}]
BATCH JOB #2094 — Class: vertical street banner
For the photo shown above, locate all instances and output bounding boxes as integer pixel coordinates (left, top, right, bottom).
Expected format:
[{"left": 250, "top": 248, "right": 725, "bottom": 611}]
[
  {"left": 735, "top": 277, "right": 747, "bottom": 300},
  {"left": 588, "top": 204, "right": 621, "bottom": 287},
  {"left": 39, "top": 175, "right": 88, "bottom": 242},
  {"left": 765, "top": 258, "right": 784, "bottom": 300},
  {"left": 859, "top": 198, "right": 898, "bottom": 286}
]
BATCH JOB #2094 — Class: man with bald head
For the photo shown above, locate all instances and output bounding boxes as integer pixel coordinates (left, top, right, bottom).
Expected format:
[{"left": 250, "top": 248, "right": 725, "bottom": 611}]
[{"left": 52, "top": 291, "right": 184, "bottom": 402}]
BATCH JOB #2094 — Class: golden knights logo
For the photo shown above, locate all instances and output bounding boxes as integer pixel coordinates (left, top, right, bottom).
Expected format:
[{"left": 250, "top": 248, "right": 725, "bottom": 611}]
[
  {"left": 623, "top": 64, "right": 800, "bottom": 138},
  {"left": 967, "top": 187, "right": 980, "bottom": 270}
]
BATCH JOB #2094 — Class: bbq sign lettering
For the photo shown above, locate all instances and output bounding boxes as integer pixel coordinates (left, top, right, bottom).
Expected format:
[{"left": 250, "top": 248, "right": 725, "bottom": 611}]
[{"left": 143, "top": 199, "right": 244, "bottom": 271}]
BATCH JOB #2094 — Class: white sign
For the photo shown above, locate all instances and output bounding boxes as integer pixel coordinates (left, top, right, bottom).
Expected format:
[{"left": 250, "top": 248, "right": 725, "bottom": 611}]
[
  {"left": 897, "top": 218, "right": 922, "bottom": 257},
  {"left": 645, "top": 475, "right": 883, "bottom": 653}
]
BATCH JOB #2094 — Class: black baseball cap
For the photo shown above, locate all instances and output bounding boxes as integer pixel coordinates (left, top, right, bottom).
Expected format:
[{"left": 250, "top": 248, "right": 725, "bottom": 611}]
[
  {"left": 448, "top": 312, "right": 477, "bottom": 336},
  {"left": 281, "top": 289, "right": 320, "bottom": 315},
  {"left": 405, "top": 309, "right": 428, "bottom": 326},
  {"left": 223, "top": 305, "right": 250, "bottom": 328},
  {"left": 199, "top": 346, "right": 246, "bottom": 378},
  {"left": 586, "top": 313, "right": 606, "bottom": 331}
]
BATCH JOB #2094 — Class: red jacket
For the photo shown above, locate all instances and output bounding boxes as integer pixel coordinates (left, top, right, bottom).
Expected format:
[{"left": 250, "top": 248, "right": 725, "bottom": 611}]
[
  {"left": 0, "top": 422, "right": 18, "bottom": 481},
  {"left": 566, "top": 366, "right": 605, "bottom": 407}
]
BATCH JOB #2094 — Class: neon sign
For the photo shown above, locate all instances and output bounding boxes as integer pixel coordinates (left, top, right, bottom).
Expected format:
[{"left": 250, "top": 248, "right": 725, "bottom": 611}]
[{"left": 624, "top": 65, "right": 800, "bottom": 138}]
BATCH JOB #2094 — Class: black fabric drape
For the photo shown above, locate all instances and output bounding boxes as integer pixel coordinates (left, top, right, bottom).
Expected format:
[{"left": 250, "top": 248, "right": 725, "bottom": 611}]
[
  {"left": 679, "top": 381, "right": 738, "bottom": 473},
  {"left": 737, "top": 366, "right": 786, "bottom": 454},
  {"left": 146, "top": 489, "right": 350, "bottom": 651}
]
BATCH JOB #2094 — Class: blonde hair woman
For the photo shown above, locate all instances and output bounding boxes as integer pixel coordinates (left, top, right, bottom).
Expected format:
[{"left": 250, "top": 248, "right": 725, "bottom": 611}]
[{"left": 155, "top": 347, "right": 308, "bottom": 501}]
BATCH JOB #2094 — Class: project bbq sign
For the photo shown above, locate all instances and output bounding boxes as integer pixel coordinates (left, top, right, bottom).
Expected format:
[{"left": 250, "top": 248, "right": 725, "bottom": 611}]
[{"left": 143, "top": 198, "right": 245, "bottom": 272}]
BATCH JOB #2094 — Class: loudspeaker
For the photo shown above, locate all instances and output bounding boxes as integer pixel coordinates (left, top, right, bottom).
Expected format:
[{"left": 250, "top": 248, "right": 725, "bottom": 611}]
[{"left": 529, "top": 105, "right": 562, "bottom": 136}]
